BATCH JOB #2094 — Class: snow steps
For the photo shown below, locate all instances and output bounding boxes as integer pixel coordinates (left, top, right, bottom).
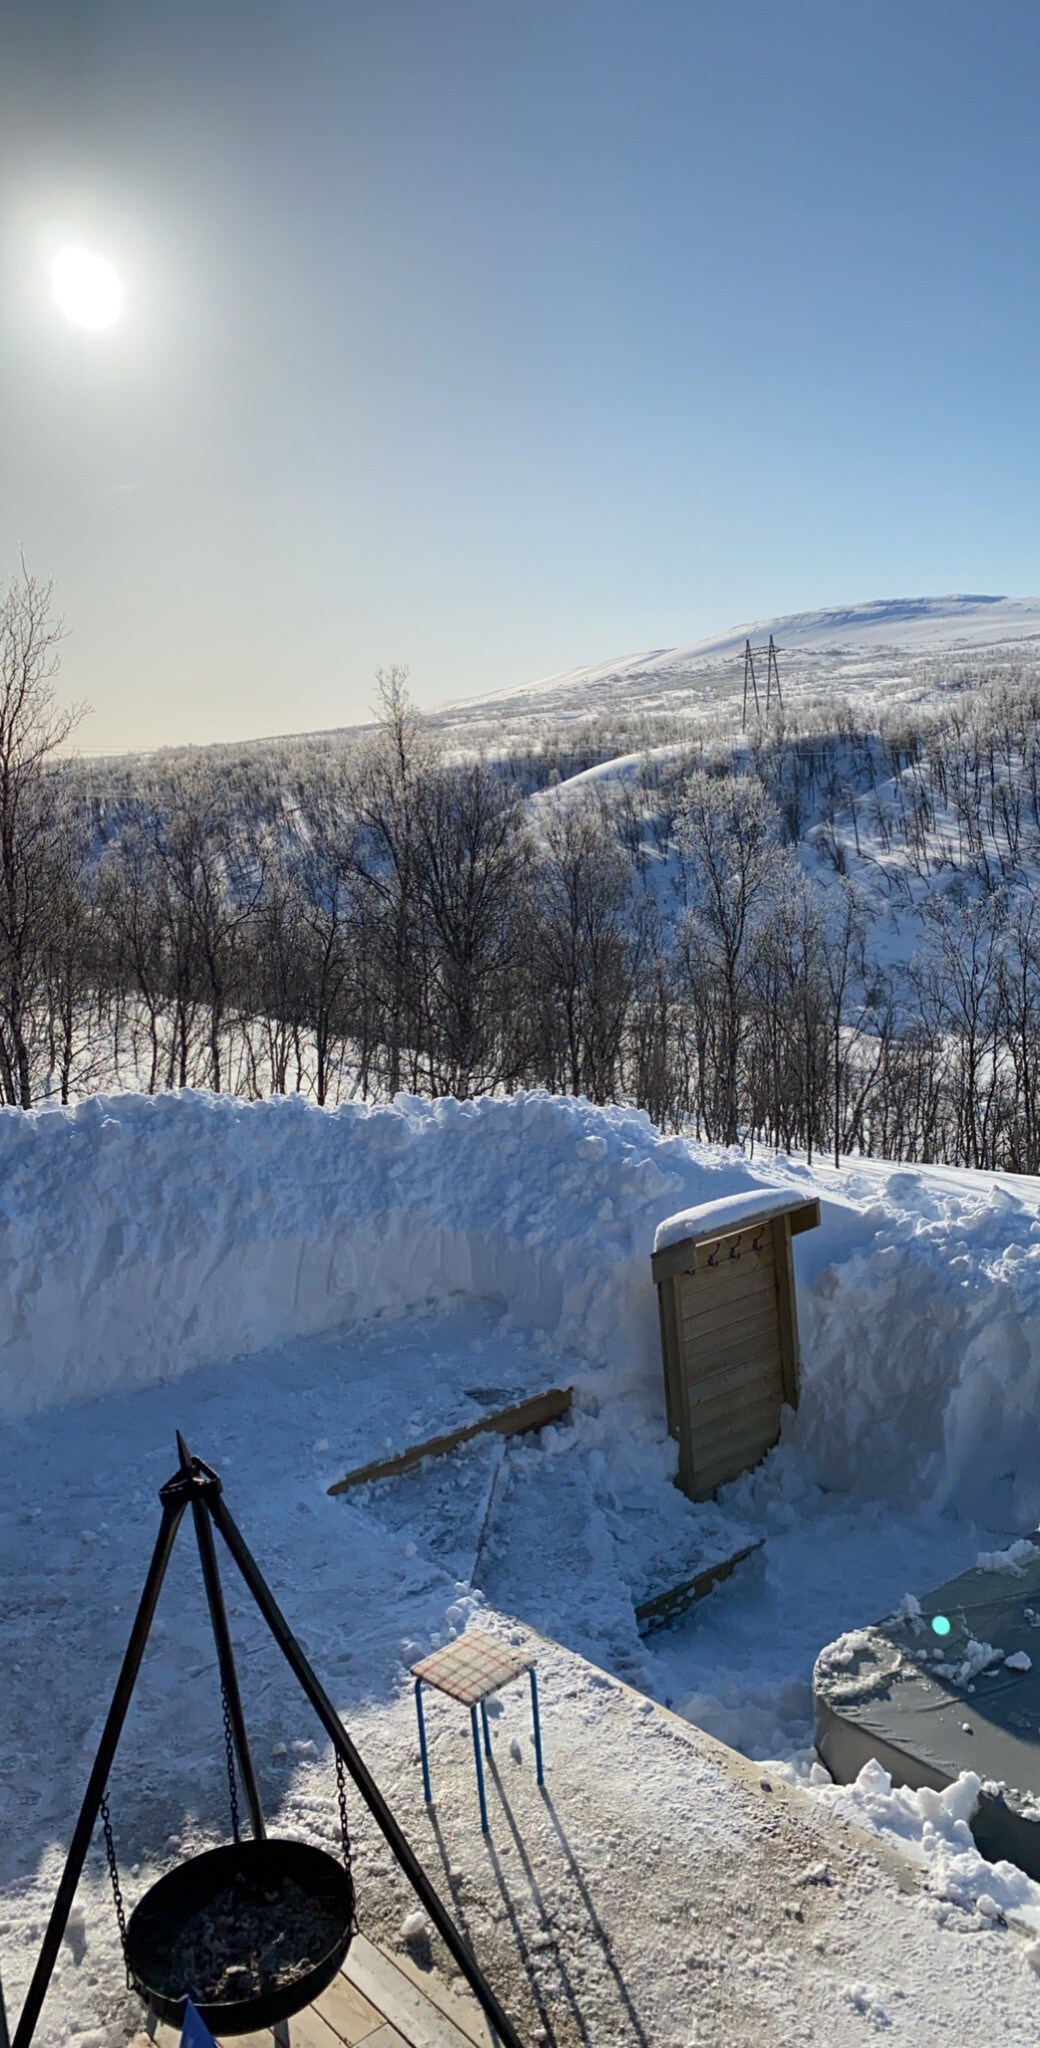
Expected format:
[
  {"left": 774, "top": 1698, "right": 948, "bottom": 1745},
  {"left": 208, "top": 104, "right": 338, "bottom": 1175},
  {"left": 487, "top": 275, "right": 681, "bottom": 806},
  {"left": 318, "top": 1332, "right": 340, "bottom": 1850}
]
[{"left": 634, "top": 1536, "right": 764, "bottom": 1633}]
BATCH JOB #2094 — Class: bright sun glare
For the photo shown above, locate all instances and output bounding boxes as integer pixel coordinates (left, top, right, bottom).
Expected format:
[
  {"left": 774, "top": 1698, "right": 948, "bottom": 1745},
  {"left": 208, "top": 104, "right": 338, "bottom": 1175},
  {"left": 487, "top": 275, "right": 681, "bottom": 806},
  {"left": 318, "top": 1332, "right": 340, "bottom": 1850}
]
[{"left": 51, "top": 245, "right": 123, "bottom": 330}]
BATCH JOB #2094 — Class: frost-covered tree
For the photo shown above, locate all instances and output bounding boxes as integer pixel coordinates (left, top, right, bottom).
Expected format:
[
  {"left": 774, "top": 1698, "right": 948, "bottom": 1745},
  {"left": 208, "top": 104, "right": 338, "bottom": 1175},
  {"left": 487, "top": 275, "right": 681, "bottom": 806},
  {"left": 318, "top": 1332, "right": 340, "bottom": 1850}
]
[
  {"left": 0, "top": 561, "right": 85, "bottom": 1105},
  {"left": 675, "top": 774, "right": 780, "bottom": 1144},
  {"left": 527, "top": 803, "right": 636, "bottom": 1102}
]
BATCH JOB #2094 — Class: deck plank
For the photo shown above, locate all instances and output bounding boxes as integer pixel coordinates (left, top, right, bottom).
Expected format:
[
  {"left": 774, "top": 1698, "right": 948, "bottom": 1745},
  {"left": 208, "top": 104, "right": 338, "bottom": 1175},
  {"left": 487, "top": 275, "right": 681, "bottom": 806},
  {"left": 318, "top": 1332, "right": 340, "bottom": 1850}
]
[
  {"left": 312, "top": 1967, "right": 386, "bottom": 2044},
  {"left": 344, "top": 1934, "right": 478, "bottom": 2048},
  {"left": 282, "top": 2003, "right": 348, "bottom": 2047},
  {"left": 383, "top": 1949, "right": 496, "bottom": 2048},
  {"left": 127, "top": 1930, "right": 484, "bottom": 2048}
]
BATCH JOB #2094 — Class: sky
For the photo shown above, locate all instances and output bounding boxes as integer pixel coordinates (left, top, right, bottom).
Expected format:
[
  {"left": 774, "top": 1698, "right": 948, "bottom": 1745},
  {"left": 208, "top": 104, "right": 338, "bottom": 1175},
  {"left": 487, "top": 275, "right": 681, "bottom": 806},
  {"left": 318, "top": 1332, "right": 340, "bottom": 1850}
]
[{"left": 2, "top": 1, "right": 1040, "bottom": 753}]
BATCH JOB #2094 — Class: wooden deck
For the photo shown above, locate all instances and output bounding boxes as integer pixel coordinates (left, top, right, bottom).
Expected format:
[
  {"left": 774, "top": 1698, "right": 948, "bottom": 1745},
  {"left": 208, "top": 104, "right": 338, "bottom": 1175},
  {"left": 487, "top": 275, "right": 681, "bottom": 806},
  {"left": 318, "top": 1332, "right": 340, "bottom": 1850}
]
[{"left": 131, "top": 1931, "right": 496, "bottom": 2048}]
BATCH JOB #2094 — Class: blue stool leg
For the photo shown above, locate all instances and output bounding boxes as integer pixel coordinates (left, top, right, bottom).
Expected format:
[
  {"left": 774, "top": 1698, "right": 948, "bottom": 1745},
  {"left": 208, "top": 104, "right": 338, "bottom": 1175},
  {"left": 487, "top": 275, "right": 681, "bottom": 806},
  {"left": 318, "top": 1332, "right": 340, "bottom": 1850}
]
[
  {"left": 480, "top": 1698, "right": 492, "bottom": 1759},
  {"left": 415, "top": 1679, "right": 432, "bottom": 1804},
  {"left": 470, "top": 1705, "right": 489, "bottom": 1833},
  {"left": 529, "top": 1668, "right": 544, "bottom": 1786}
]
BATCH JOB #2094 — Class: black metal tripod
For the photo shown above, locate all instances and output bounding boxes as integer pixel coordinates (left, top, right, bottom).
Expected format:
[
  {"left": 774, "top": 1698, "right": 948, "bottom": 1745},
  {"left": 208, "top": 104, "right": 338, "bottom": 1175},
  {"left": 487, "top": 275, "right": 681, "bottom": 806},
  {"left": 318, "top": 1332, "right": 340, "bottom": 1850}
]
[{"left": 6, "top": 1436, "right": 524, "bottom": 2048}]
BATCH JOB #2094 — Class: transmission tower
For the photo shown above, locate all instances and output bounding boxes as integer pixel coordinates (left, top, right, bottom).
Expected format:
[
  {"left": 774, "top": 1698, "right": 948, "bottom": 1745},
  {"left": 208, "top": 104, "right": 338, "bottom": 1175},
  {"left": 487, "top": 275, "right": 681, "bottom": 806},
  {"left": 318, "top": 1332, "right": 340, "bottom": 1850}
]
[
  {"left": 741, "top": 634, "right": 783, "bottom": 729},
  {"left": 742, "top": 639, "right": 760, "bottom": 728}
]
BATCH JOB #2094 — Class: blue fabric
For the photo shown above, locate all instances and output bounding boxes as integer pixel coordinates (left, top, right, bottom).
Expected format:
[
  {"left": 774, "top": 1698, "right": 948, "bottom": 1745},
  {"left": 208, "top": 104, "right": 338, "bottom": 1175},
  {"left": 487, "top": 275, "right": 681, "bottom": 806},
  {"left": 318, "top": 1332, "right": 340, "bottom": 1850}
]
[{"left": 180, "top": 2001, "right": 219, "bottom": 2048}]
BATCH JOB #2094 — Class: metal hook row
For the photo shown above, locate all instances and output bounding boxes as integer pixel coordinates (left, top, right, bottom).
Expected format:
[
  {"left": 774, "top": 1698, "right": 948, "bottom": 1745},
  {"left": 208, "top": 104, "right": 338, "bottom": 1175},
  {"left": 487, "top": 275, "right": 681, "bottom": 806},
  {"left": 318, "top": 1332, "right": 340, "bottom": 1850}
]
[{"left": 705, "top": 1231, "right": 765, "bottom": 1268}]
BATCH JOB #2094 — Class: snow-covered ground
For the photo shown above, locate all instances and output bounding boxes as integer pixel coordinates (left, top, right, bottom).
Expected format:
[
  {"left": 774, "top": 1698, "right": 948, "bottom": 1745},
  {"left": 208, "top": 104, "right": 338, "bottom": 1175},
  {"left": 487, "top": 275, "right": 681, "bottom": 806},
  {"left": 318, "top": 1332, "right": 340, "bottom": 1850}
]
[
  {"left": 430, "top": 594, "right": 1040, "bottom": 746},
  {"left": 78, "top": 593, "right": 1040, "bottom": 770},
  {"left": 5, "top": 1089, "right": 1040, "bottom": 2043}
]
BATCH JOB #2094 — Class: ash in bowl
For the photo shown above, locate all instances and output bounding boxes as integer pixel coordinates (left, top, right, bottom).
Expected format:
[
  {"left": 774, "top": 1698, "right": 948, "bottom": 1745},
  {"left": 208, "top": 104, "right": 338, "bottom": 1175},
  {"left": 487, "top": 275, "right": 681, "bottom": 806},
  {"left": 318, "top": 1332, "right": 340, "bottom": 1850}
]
[{"left": 158, "top": 1869, "right": 343, "bottom": 2005}]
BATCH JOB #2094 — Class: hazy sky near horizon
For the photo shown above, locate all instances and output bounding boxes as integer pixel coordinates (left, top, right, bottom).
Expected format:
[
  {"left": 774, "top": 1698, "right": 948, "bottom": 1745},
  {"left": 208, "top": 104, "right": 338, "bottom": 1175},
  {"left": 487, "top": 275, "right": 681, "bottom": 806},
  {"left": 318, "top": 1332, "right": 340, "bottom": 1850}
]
[{"left": 3, "top": 1, "right": 1039, "bottom": 752}]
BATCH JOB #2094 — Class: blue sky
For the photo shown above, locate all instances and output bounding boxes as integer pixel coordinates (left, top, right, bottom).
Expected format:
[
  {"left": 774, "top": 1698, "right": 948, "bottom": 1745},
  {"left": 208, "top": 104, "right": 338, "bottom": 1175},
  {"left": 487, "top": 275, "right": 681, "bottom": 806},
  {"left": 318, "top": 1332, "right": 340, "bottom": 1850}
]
[{"left": 2, "top": 1, "right": 1038, "bottom": 748}]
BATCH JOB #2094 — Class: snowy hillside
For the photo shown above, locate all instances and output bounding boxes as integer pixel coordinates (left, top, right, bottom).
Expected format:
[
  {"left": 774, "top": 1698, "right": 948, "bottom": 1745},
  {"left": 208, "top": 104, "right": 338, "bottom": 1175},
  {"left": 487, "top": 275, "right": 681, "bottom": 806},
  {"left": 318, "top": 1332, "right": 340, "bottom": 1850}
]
[
  {"left": 28, "top": 592, "right": 1040, "bottom": 1188},
  {"left": 68, "top": 595, "right": 1040, "bottom": 769},
  {"left": 431, "top": 593, "right": 1040, "bottom": 745},
  {"left": 520, "top": 594, "right": 1040, "bottom": 683}
]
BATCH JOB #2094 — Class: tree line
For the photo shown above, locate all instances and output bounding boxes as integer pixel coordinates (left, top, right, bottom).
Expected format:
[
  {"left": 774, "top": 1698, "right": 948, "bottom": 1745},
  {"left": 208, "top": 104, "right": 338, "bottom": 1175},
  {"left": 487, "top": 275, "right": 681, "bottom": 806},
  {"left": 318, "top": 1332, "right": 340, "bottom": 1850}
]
[{"left": 7, "top": 562, "right": 1040, "bottom": 1176}]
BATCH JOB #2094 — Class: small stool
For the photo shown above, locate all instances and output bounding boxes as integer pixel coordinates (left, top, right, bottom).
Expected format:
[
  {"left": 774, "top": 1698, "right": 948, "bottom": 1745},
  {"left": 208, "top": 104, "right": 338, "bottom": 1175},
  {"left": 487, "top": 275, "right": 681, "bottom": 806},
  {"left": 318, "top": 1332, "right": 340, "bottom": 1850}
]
[{"left": 410, "top": 1633, "right": 544, "bottom": 1833}]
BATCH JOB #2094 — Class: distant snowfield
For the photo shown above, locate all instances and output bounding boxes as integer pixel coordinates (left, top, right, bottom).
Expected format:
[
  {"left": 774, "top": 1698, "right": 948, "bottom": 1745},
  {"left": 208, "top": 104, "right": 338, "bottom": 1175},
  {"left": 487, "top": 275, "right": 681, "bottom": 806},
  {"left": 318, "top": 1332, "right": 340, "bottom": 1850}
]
[
  {"left": 432, "top": 593, "right": 1040, "bottom": 743},
  {"left": 527, "top": 595, "right": 1040, "bottom": 682},
  {"left": 5, "top": 1091, "right": 1040, "bottom": 2042},
  {"left": 70, "top": 593, "right": 1040, "bottom": 766}
]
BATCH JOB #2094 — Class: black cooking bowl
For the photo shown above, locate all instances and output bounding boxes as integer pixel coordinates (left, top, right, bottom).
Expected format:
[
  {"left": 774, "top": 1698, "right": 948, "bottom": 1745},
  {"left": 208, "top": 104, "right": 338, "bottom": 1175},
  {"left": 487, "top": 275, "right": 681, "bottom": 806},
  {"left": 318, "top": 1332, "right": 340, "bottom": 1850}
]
[{"left": 125, "top": 1837, "right": 355, "bottom": 2035}]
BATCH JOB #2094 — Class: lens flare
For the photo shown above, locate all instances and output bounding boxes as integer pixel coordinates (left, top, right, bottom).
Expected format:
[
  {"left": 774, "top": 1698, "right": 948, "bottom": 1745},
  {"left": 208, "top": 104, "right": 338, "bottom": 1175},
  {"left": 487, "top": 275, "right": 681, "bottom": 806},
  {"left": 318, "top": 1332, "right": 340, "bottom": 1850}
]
[
  {"left": 51, "top": 246, "right": 123, "bottom": 330},
  {"left": 930, "top": 1614, "right": 952, "bottom": 1637}
]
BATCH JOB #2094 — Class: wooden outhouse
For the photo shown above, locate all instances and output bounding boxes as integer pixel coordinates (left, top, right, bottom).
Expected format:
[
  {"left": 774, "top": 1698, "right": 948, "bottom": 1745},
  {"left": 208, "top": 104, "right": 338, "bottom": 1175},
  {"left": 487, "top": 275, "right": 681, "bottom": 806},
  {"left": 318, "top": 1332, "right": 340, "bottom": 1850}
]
[{"left": 651, "top": 1191, "right": 820, "bottom": 1501}]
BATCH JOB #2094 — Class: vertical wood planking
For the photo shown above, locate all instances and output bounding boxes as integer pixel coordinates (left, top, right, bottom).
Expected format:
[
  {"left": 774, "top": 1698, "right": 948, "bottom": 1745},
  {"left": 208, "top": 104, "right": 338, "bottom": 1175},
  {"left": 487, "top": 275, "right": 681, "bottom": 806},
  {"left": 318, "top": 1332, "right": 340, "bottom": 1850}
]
[
  {"left": 671, "top": 1272, "right": 697, "bottom": 1496},
  {"left": 651, "top": 1198, "right": 818, "bottom": 1501},
  {"left": 657, "top": 1266, "right": 683, "bottom": 1441},
  {"left": 772, "top": 1212, "right": 801, "bottom": 1410}
]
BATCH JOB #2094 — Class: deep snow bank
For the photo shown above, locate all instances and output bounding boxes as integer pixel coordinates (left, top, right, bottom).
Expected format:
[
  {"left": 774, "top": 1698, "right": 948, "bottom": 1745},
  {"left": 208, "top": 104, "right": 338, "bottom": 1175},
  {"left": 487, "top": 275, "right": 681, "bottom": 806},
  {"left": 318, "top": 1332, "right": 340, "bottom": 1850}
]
[
  {"left": 785, "top": 1167, "right": 1040, "bottom": 1527},
  {"left": 4, "top": 1093, "right": 1040, "bottom": 1531},
  {"left": 0, "top": 1090, "right": 772, "bottom": 1420}
]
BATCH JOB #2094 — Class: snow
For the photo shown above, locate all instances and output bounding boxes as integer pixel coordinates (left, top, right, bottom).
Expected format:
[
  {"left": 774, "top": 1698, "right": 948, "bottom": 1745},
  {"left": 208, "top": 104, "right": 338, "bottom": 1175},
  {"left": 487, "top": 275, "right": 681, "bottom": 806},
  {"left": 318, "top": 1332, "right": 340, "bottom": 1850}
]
[
  {"left": 976, "top": 1539, "right": 1040, "bottom": 1576},
  {"left": 532, "top": 596, "right": 1040, "bottom": 682},
  {"left": 441, "top": 595, "right": 1040, "bottom": 722},
  {"left": 398, "top": 1909, "right": 431, "bottom": 1943},
  {"left": 790, "top": 1760, "right": 1040, "bottom": 1935},
  {"left": 11, "top": 1092, "right": 1040, "bottom": 1536},
  {"left": 0, "top": 1089, "right": 685, "bottom": 1419},
  {"left": 430, "top": 594, "right": 1040, "bottom": 745},
  {"left": 7, "top": 1089, "right": 1040, "bottom": 2041},
  {"left": 653, "top": 1187, "right": 817, "bottom": 1253},
  {"left": 935, "top": 1638, "right": 1004, "bottom": 1687}
]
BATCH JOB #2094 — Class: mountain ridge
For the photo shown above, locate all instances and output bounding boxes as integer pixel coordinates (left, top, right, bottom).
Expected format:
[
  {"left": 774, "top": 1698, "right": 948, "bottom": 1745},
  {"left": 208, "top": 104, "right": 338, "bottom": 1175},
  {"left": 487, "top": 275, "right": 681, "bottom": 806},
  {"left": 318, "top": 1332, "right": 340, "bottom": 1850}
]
[
  {"left": 465, "top": 594, "right": 1038, "bottom": 704},
  {"left": 426, "top": 593, "right": 1040, "bottom": 741}
]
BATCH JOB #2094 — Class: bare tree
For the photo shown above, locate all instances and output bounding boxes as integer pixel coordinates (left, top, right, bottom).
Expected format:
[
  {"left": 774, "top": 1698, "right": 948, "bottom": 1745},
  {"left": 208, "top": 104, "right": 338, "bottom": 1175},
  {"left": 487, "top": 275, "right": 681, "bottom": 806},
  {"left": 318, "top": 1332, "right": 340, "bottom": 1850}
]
[
  {"left": 0, "top": 561, "right": 85, "bottom": 1105},
  {"left": 349, "top": 669, "right": 434, "bottom": 1095},
  {"left": 676, "top": 774, "right": 779, "bottom": 1144},
  {"left": 527, "top": 803, "right": 636, "bottom": 1101},
  {"left": 912, "top": 891, "right": 1005, "bottom": 1169},
  {"left": 412, "top": 758, "right": 529, "bottom": 1095}
]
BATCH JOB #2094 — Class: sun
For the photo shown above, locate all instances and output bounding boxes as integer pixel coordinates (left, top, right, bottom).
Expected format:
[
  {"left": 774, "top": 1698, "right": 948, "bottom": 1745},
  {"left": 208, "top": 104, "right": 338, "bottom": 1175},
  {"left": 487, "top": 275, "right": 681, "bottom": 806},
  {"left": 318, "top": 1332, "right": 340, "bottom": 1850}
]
[{"left": 51, "top": 246, "right": 123, "bottom": 330}]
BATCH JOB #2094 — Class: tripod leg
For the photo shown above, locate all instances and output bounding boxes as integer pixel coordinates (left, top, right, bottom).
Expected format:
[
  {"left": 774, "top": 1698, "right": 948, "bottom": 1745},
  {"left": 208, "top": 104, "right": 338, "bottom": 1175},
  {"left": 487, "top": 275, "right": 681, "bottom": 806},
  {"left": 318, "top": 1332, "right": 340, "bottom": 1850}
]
[
  {"left": 211, "top": 1495, "right": 525, "bottom": 2048},
  {"left": 190, "top": 1493, "right": 266, "bottom": 1840},
  {"left": 12, "top": 1500, "right": 188, "bottom": 2048}
]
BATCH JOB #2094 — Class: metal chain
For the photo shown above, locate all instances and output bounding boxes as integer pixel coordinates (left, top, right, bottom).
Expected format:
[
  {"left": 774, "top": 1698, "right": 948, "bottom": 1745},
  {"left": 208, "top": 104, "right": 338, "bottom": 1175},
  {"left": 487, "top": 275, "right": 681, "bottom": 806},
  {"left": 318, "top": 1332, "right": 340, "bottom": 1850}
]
[
  {"left": 335, "top": 1751, "right": 359, "bottom": 1930},
  {"left": 220, "top": 1674, "right": 241, "bottom": 1844},
  {"left": 99, "top": 1789, "right": 132, "bottom": 1990}
]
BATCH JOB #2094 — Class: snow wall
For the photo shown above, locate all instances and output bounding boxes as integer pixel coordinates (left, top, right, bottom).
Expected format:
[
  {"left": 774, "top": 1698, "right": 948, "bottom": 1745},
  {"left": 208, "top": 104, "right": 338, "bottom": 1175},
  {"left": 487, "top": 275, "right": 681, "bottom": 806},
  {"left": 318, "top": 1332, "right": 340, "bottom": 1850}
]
[{"left": 2, "top": 1089, "right": 1039, "bottom": 1527}]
